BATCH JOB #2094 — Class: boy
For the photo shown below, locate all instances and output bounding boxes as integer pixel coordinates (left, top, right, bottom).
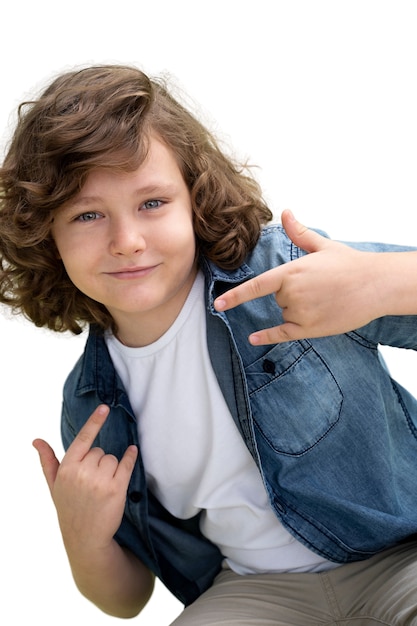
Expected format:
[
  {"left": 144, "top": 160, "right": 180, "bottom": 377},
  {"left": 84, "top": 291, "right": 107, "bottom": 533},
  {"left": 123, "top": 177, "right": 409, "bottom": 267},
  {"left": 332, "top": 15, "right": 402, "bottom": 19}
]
[{"left": 1, "top": 64, "right": 417, "bottom": 625}]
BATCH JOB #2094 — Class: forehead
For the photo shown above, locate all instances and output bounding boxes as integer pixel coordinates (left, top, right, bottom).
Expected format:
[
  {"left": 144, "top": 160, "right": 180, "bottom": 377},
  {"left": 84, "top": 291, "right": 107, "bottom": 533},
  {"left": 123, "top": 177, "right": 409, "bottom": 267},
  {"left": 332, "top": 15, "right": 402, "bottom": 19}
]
[
  {"left": 58, "top": 137, "right": 187, "bottom": 213},
  {"left": 79, "top": 137, "right": 183, "bottom": 195}
]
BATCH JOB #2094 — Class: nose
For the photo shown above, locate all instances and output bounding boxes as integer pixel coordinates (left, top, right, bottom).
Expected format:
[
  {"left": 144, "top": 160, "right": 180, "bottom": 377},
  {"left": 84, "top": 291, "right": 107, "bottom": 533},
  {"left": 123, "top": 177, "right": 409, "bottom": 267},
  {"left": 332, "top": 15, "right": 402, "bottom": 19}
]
[{"left": 109, "top": 216, "right": 146, "bottom": 257}]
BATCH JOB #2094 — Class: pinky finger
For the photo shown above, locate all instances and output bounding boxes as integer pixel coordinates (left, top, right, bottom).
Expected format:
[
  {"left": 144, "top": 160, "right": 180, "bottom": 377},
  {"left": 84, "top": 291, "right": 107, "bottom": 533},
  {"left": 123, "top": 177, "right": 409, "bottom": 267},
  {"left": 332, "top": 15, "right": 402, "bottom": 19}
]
[{"left": 117, "top": 445, "right": 139, "bottom": 480}]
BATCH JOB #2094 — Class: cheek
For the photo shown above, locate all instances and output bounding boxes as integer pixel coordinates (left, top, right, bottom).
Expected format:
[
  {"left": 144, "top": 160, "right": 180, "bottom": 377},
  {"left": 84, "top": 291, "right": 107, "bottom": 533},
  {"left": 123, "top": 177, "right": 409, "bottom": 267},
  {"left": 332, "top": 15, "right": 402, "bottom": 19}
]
[
  {"left": 161, "top": 215, "right": 195, "bottom": 255},
  {"left": 57, "top": 245, "right": 92, "bottom": 289},
  {"left": 60, "top": 262, "right": 84, "bottom": 292},
  {"left": 51, "top": 229, "right": 73, "bottom": 266},
  {"left": 176, "top": 232, "right": 196, "bottom": 265},
  {"left": 53, "top": 228, "right": 95, "bottom": 271},
  {"left": 178, "top": 215, "right": 196, "bottom": 249}
]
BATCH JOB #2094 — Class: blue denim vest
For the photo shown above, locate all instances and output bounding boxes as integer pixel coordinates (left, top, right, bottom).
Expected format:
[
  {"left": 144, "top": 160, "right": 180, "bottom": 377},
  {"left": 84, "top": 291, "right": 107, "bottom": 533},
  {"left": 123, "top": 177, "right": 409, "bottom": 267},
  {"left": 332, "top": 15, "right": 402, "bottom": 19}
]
[{"left": 61, "top": 225, "right": 417, "bottom": 606}]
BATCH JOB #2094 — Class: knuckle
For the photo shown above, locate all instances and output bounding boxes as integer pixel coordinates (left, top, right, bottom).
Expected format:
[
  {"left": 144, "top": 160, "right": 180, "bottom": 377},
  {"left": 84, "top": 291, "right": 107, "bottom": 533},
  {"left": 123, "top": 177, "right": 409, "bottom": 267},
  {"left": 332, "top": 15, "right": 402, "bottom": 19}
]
[
  {"left": 278, "top": 326, "right": 294, "bottom": 341},
  {"left": 250, "top": 278, "right": 265, "bottom": 298}
]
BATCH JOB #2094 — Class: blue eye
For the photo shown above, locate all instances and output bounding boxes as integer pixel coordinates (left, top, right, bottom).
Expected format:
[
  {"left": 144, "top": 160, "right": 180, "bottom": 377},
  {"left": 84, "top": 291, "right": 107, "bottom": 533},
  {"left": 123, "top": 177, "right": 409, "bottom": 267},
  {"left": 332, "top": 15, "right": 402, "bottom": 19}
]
[
  {"left": 142, "top": 199, "right": 162, "bottom": 210},
  {"left": 76, "top": 211, "right": 100, "bottom": 222}
]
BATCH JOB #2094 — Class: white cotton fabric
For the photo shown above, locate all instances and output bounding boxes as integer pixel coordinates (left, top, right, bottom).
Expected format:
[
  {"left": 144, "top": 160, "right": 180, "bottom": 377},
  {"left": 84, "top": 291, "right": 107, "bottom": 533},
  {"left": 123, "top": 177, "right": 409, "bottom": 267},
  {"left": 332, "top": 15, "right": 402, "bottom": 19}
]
[{"left": 106, "top": 271, "right": 336, "bottom": 574}]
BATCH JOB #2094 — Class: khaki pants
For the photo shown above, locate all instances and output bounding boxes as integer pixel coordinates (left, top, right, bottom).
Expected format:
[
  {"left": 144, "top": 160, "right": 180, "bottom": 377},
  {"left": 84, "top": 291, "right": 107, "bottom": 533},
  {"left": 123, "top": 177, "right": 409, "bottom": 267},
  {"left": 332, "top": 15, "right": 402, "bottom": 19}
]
[{"left": 171, "top": 540, "right": 417, "bottom": 625}]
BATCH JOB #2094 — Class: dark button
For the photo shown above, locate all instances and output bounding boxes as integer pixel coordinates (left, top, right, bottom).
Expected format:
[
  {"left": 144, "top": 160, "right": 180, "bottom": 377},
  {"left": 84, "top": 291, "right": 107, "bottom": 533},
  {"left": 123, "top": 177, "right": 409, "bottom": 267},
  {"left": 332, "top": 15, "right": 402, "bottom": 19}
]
[
  {"left": 263, "top": 359, "right": 276, "bottom": 375},
  {"left": 129, "top": 491, "right": 143, "bottom": 503}
]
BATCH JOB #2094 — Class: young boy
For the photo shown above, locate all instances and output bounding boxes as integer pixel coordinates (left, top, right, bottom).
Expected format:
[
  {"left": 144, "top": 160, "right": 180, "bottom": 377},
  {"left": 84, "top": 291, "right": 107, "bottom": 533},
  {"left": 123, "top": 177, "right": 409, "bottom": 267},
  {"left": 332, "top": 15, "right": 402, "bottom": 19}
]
[{"left": 1, "top": 64, "right": 417, "bottom": 625}]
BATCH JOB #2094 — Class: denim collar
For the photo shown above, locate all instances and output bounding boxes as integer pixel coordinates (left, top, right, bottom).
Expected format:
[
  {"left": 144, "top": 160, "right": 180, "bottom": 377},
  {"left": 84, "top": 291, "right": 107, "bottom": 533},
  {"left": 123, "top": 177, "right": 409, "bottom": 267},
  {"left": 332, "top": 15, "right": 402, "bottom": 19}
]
[
  {"left": 74, "top": 326, "right": 131, "bottom": 410},
  {"left": 199, "top": 256, "right": 254, "bottom": 313}
]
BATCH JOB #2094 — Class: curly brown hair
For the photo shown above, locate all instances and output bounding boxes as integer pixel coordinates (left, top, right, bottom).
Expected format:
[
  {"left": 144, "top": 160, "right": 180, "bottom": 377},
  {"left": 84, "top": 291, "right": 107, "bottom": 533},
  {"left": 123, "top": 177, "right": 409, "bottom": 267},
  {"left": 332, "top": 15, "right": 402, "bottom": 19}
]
[{"left": 0, "top": 64, "right": 273, "bottom": 334}]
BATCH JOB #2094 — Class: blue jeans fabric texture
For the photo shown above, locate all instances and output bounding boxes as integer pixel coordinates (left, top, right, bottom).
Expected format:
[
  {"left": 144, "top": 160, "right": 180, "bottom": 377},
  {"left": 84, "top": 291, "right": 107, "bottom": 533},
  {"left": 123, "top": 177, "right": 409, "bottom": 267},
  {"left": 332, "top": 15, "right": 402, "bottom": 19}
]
[{"left": 61, "top": 225, "right": 417, "bottom": 605}]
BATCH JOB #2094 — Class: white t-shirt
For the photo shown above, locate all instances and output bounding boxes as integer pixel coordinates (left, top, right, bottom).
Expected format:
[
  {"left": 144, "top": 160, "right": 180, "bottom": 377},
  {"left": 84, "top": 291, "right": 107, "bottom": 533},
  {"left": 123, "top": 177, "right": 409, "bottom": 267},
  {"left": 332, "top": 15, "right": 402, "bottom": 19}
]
[{"left": 106, "top": 271, "right": 336, "bottom": 574}]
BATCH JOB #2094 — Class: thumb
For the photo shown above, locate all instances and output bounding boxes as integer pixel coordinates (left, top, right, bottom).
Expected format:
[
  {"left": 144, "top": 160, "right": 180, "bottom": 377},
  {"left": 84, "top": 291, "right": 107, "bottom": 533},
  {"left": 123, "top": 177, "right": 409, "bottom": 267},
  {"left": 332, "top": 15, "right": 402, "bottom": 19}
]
[
  {"left": 32, "top": 438, "right": 61, "bottom": 494},
  {"left": 281, "top": 209, "right": 329, "bottom": 254}
]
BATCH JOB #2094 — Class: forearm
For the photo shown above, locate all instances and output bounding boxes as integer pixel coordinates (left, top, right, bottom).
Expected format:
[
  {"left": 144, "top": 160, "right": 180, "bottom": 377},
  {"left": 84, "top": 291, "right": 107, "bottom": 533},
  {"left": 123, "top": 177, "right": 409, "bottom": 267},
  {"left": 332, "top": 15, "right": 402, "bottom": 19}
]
[
  {"left": 66, "top": 538, "right": 154, "bottom": 618},
  {"left": 374, "top": 251, "right": 417, "bottom": 317}
]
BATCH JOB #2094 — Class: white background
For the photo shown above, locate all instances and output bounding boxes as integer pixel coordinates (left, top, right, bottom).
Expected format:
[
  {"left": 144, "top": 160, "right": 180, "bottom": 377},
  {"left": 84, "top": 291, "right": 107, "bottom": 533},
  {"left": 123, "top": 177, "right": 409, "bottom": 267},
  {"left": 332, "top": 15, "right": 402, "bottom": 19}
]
[{"left": 1, "top": 1, "right": 417, "bottom": 624}]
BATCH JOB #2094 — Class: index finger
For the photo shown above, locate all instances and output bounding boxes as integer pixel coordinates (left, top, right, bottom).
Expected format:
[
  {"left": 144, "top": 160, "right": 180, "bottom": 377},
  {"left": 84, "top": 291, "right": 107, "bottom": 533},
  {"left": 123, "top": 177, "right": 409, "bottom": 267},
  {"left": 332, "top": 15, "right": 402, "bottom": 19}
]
[
  {"left": 65, "top": 404, "right": 110, "bottom": 461},
  {"left": 214, "top": 267, "right": 284, "bottom": 312}
]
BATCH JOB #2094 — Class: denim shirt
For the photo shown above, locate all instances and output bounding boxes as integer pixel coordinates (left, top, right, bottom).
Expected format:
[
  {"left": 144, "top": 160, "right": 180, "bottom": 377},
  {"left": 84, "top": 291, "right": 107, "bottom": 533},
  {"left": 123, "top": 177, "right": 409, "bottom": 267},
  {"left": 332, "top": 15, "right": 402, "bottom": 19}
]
[{"left": 61, "top": 225, "right": 417, "bottom": 606}]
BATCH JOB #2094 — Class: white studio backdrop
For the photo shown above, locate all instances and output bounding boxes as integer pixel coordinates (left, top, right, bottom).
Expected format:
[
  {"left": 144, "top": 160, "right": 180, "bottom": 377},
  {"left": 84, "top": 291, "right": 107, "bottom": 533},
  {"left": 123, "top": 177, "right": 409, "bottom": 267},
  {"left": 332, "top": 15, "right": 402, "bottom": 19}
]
[{"left": 1, "top": 1, "right": 416, "bottom": 624}]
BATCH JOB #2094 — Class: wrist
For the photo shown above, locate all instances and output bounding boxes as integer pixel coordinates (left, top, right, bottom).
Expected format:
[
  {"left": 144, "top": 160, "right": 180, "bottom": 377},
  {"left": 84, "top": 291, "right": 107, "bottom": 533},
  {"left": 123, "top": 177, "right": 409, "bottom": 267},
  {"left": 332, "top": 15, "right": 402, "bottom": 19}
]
[{"left": 371, "top": 251, "right": 417, "bottom": 317}]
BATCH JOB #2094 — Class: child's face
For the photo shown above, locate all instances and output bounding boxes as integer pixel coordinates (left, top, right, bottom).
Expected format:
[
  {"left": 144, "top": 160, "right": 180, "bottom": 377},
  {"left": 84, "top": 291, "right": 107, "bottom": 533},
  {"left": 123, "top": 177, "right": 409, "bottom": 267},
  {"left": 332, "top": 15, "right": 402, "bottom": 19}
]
[{"left": 51, "top": 136, "right": 197, "bottom": 346}]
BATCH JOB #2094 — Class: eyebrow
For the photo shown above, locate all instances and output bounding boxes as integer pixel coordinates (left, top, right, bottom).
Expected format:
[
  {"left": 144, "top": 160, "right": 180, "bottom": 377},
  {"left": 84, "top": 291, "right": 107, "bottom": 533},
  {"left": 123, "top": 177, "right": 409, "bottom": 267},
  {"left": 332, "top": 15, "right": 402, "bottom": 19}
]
[{"left": 66, "top": 183, "right": 178, "bottom": 210}]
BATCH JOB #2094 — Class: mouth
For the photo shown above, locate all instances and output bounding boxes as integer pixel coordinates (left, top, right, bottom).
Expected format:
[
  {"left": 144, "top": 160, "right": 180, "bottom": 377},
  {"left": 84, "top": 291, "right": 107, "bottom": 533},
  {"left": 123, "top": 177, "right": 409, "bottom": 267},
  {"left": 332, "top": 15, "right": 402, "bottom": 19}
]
[{"left": 106, "top": 265, "right": 158, "bottom": 280}]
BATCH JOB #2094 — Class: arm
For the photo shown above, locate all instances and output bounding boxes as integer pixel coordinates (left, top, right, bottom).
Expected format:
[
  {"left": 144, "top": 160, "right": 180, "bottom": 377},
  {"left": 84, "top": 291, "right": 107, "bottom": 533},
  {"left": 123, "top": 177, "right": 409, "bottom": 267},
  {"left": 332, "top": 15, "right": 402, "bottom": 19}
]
[
  {"left": 33, "top": 405, "right": 154, "bottom": 618},
  {"left": 215, "top": 210, "right": 417, "bottom": 344}
]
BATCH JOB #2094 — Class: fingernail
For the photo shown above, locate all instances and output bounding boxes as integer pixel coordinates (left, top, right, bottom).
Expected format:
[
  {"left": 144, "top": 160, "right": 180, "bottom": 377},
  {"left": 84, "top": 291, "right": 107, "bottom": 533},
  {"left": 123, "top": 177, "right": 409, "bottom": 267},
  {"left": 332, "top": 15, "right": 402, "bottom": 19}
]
[
  {"left": 214, "top": 298, "right": 226, "bottom": 311},
  {"left": 249, "top": 333, "right": 260, "bottom": 345}
]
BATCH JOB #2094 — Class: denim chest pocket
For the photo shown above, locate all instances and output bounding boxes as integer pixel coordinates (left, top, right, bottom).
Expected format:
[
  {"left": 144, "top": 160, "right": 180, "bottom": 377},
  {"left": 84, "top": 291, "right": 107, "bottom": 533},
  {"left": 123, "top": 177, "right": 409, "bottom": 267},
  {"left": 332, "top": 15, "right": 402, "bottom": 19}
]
[{"left": 245, "top": 341, "right": 343, "bottom": 456}]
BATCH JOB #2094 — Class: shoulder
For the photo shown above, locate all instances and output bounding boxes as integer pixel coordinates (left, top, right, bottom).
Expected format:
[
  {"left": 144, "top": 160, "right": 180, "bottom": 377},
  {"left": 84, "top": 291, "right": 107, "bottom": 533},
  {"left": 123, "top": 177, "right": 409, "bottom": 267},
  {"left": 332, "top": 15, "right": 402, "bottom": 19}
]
[{"left": 245, "top": 223, "right": 329, "bottom": 271}]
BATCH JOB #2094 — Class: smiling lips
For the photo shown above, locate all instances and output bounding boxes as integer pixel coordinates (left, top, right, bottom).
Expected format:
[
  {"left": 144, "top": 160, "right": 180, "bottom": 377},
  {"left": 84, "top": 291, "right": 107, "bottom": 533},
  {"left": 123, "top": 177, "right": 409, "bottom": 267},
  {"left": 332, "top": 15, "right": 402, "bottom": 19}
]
[{"left": 106, "top": 265, "right": 158, "bottom": 279}]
